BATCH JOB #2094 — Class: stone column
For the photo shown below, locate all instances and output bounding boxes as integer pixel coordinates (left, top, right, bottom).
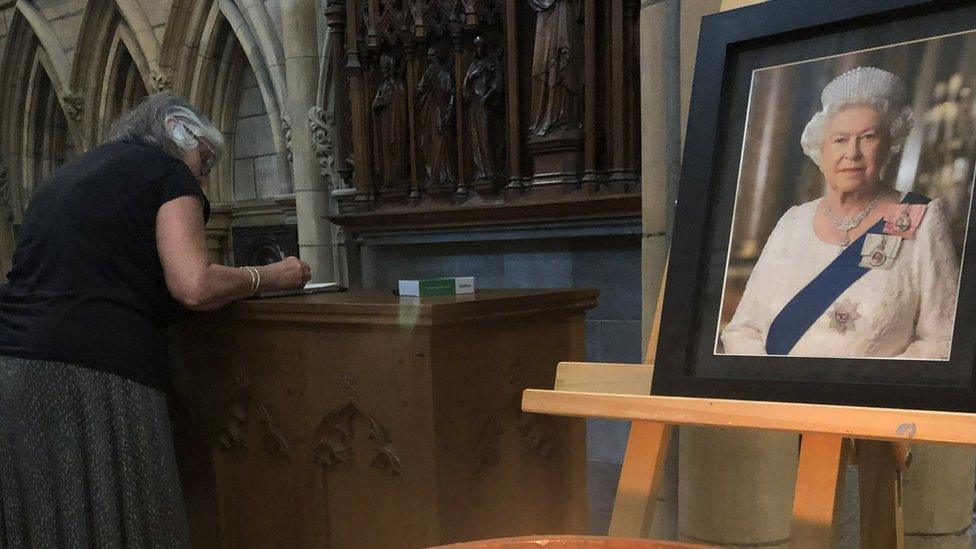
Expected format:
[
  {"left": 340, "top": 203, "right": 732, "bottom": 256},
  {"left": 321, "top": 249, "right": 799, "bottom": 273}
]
[
  {"left": 903, "top": 444, "right": 976, "bottom": 548},
  {"left": 641, "top": 0, "right": 799, "bottom": 545},
  {"left": 682, "top": 2, "right": 799, "bottom": 546},
  {"left": 639, "top": 2, "right": 680, "bottom": 538},
  {"left": 281, "top": 0, "right": 337, "bottom": 282}
]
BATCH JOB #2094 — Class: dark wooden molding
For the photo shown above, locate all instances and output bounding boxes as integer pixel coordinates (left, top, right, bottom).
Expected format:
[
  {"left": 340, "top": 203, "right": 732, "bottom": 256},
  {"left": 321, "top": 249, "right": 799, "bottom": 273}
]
[
  {"left": 328, "top": 193, "right": 640, "bottom": 231},
  {"left": 205, "top": 289, "right": 600, "bottom": 327}
]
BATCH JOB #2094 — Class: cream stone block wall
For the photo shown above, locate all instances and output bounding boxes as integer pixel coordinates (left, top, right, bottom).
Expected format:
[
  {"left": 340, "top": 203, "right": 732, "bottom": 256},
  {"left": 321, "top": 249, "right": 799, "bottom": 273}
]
[
  {"left": 135, "top": 0, "right": 171, "bottom": 29},
  {"left": 35, "top": 0, "right": 84, "bottom": 64},
  {"left": 904, "top": 444, "right": 976, "bottom": 548},
  {"left": 233, "top": 64, "right": 284, "bottom": 200},
  {"left": 679, "top": 428, "right": 797, "bottom": 547}
]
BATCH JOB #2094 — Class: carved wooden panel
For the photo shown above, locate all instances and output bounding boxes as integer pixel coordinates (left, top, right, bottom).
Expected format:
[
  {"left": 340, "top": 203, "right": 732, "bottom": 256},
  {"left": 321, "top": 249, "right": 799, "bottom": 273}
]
[
  {"left": 312, "top": 401, "right": 403, "bottom": 475},
  {"left": 321, "top": 0, "right": 641, "bottom": 223},
  {"left": 170, "top": 290, "right": 593, "bottom": 547},
  {"left": 214, "top": 365, "right": 291, "bottom": 458}
]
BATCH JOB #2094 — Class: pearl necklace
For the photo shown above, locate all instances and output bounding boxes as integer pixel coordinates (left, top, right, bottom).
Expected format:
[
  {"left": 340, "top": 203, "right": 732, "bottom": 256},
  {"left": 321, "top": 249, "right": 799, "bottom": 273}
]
[{"left": 823, "top": 191, "right": 883, "bottom": 246}]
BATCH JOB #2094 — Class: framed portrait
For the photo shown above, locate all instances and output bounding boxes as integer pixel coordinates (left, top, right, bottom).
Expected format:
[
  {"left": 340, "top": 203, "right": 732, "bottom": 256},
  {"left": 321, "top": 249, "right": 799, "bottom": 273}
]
[{"left": 652, "top": 0, "right": 976, "bottom": 412}]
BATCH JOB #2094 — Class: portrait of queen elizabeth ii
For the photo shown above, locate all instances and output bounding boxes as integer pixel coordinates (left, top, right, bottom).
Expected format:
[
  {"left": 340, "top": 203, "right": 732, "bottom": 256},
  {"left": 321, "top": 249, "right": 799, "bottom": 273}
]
[{"left": 719, "top": 66, "right": 963, "bottom": 360}]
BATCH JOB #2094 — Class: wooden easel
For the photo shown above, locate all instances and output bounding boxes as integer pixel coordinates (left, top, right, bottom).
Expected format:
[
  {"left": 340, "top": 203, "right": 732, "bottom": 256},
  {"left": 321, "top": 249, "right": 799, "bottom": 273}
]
[{"left": 522, "top": 275, "right": 976, "bottom": 548}]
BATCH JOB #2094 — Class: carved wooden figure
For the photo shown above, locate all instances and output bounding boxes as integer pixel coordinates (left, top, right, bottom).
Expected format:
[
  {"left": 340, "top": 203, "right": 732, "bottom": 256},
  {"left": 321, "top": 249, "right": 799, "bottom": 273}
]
[
  {"left": 527, "top": 0, "right": 582, "bottom": 136},
  {"left": 463, "top": 36, "right": 503, "bottom": 183},
  {"left": 326, "top": 0, "right": 641, "bottom": 219},
  {"left": 418, "top": 47, "right": 457, "bottom": 190},
  {"left": 372, "top": 54, "right": 411, "bottom": 192}
]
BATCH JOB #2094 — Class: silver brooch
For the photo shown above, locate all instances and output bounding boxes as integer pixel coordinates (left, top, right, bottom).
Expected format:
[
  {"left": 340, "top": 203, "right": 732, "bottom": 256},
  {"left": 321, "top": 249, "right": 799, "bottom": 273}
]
[
  {"left": 893, "top": 205, "right": 912, "bottom": 232},
  {"left": 868, "top": 236, "right": 888, "bottom": 267},
  {"left": 826, "top": 299, "right": 861, "bottom": 333}
]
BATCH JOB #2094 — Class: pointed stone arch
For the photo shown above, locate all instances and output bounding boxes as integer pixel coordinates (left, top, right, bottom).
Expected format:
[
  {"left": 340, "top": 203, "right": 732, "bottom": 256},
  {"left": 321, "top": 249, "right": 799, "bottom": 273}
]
[
  {"left": 94, "top": 24, "right": 150, "bottom": 139},
  {"left": 112, "top": 0, "right": 162, "bottom": 76},
  {"left": 70, "top": 0, "right": 154, "bottom": 147},
  {"left": 14, "top": 1, "right": 72, "bottom": 95},
  {"left": 160, "top": 0, "right": 291, "bottom": 204},
  {"left": 0, "top": 10, "right": 79, "bottom": 221}
]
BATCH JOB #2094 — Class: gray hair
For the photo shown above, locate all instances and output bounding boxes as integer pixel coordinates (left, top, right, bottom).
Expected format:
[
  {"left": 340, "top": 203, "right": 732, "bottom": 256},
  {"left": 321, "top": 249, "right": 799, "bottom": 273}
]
[
  {"left": 106, "top": 92, "right": 224, "bottom": 160},
  {"left": 800, "top": 99, "right": 914, "bottom": 168}
]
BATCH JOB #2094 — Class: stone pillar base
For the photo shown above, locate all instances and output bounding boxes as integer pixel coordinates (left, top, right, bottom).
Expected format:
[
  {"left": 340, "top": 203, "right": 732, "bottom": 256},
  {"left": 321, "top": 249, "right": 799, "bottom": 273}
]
[{"left": 679, "top": 426, "right": 797, "bottom": 547}]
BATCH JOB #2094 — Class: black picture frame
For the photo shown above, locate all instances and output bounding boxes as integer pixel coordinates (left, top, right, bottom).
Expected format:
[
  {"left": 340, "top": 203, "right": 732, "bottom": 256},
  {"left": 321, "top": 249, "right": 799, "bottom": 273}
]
[{"left": 652, "top": 0, "right": 976, "bottom": 412}]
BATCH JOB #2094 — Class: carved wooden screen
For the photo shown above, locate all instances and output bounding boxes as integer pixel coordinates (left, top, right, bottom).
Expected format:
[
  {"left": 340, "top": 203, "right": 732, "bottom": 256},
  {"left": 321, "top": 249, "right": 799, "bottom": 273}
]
[{"left": 325, "top": 0, "right": 640, "bottom": 224}]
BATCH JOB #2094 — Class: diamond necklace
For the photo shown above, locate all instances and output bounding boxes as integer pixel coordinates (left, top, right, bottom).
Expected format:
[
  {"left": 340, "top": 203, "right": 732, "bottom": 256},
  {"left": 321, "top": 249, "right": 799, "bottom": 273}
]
[{"left": 823, "top": 190, "right": 883, "bottom": 246}]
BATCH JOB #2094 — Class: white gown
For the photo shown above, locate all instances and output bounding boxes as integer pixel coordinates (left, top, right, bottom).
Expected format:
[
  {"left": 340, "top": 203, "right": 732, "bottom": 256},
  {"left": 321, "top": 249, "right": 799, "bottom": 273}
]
[{"left": 720, "top": 196, "right": 959, "bottom": 359}]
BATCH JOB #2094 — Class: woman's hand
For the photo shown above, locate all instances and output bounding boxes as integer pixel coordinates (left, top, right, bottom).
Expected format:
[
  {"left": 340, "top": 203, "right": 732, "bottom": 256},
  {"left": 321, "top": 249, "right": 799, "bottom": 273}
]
[
  {"left": 158, "top": 197, "right": 312, "bottom": 309},
  {"left": 259, "top": 256, "right": 311, "bottom": 291}
]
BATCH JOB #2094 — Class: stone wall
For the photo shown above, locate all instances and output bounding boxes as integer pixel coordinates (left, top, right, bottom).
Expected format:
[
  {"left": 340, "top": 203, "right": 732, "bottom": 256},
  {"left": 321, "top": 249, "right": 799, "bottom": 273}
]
[
  {"left": 35, "top": 0, "right": 84, "bottom": 65},
  {"left": 233, "top": 67, "right": 287, "bottom": 200}
]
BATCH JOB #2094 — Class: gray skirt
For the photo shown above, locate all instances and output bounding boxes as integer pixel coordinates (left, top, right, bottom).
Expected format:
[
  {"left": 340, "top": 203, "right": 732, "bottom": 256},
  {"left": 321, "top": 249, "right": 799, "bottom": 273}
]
[{"left": 0, "top": 355, "right": 189, "bottom": 548}]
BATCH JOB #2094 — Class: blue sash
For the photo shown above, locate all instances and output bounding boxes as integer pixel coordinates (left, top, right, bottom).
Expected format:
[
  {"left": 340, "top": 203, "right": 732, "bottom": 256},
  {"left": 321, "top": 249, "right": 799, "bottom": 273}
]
[{"left": 764, "top": 192, "right": 930, "bottom": 355}]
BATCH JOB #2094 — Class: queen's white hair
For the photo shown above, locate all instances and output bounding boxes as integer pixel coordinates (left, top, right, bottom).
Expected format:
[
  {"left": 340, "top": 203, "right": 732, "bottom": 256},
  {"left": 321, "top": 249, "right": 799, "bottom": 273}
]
[
  {"left": 106, "top": 92, "right": 224, "bottom": 160},
  {"left": 800, "top": 97, "right": 913, "bottom": 168},
  {"left": 800, "top": 67, "right": 914, "bottom": 169}
]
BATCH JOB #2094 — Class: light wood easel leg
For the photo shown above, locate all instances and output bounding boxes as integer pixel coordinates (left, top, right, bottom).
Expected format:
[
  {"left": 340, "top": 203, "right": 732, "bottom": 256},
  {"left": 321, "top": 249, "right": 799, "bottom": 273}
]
[
  {"left": 857, "top": 440, "right": 906, "bottom": 549},
  {"left": 608, "top": 421, "right": 672, "bottom": 538},
  {"left": 790, "top": 433, "right": 849, "bottom": 548}
]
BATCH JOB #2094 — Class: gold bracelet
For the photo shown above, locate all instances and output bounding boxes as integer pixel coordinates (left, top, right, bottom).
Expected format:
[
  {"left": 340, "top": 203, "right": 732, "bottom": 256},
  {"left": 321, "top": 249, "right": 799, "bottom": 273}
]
[
  {"left": 252, "top": 266, "right": 261, "bottom": 295},
  {"left": 241, "top": 266, "right": 258, "bottom": 296}
]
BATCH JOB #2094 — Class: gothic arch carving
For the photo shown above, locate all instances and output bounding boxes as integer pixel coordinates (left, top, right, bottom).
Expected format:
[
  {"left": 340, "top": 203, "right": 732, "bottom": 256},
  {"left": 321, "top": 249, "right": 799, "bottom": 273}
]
[
  {"left": 71, "top": 0, "right": 152, "bottom": 146},
  {"left": 0, "top": 11, "right": 79, "bottom": 218},
  {"left": 13, "top": 1, "right": 72, "bottom": 94},
  {"left": 22, "top": 53, "right": 73, "bottom": 202},
  {"left": 221, "top": 0, "right": 285, "bottom": 110},
  {"left": 160, "top": 0, "right": 291, "bottom": 204},
  {"left": 111, "top": 0, "right": 162, "bottom": 76},
  {"left": 214, "top": 0, "right": 287, "bottom": 152},
  {"left": 94, "top": 26, "right": 150, "bottom": 139},
  {"left": 162, "top": 0, "right": 286, "bottom": 139}
]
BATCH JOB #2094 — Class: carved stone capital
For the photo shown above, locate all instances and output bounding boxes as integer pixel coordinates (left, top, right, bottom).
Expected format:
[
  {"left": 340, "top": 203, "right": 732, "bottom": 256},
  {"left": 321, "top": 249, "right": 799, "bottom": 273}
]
[
  {"left": 307, "top": 106, "right": 339, "bottom": 188},
  {"left": 149, "top": 67, "right": 174, "bottom": 93},
  {"left": 61, "top": 92, "right": 83, "bottom": 121},
  {"left": 281, "top": 114, "right": 293, "bottom": 163}
]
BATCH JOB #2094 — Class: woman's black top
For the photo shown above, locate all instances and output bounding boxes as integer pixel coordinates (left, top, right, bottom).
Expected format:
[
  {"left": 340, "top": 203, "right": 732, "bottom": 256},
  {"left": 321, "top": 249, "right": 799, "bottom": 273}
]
[{"left": 0, "top": 141, "right": 210, "bottom": 388}]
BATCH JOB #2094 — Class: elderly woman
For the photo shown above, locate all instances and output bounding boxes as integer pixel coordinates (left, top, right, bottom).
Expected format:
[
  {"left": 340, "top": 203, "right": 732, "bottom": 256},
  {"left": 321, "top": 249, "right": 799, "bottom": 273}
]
[
  {"left": 722, "top": 67, "right": 959, "bottom": 359},
  {"left": 0, "top": 93, "right": 310, "bottom": 546}
]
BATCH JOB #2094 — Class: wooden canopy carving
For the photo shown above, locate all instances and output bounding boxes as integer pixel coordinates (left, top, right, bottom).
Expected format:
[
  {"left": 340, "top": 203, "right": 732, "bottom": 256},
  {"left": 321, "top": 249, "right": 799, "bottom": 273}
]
[{"left": 323, "top": 0, "right": 641, "bottom": 224}]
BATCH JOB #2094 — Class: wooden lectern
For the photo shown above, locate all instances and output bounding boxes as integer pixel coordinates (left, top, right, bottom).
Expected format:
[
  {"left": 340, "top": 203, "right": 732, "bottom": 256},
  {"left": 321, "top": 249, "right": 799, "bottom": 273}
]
[
  {"left": 170, "top": 289, "right": 595, "bottom": 548},
  {"left": 521, "top": 290, "right": 976, "bottom": 548}
]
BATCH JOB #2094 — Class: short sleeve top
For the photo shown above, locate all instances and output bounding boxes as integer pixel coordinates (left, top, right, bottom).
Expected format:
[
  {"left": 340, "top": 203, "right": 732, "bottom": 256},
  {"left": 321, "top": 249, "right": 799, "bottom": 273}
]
[{"left": 0, "top": 141, "right": 210, "bottom": 388}]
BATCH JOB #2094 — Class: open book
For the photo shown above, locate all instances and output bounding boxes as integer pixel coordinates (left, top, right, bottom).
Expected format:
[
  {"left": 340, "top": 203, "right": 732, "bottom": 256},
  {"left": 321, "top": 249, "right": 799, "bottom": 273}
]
[{"left": 251, "top": 282, "right": 344, "bottom": 299}]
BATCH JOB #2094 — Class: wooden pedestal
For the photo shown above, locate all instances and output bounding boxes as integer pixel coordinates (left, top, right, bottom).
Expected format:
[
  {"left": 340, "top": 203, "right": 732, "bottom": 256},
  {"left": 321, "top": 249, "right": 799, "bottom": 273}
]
[{"left": 169, "top": 290, "right": 594, "bottom": 548}]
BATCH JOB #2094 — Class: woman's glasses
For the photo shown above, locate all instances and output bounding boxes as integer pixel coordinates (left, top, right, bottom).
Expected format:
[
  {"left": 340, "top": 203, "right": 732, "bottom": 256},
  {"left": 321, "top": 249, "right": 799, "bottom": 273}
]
[{"left": 184, "top": 125, "right": 217, "bottom": 177}]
